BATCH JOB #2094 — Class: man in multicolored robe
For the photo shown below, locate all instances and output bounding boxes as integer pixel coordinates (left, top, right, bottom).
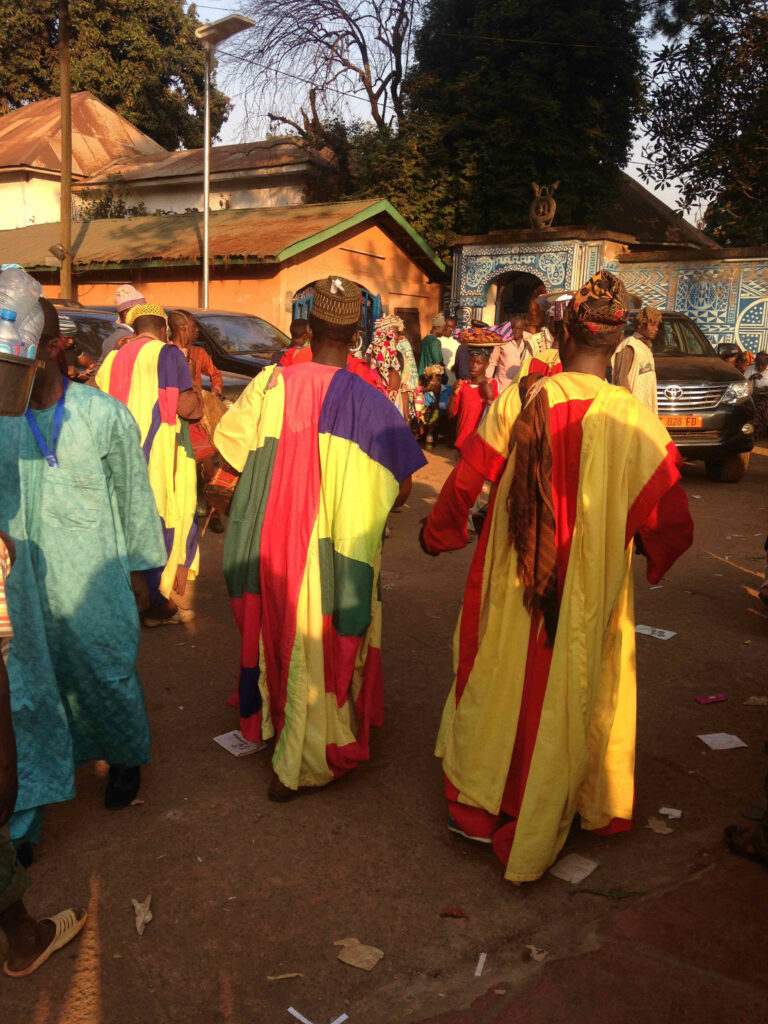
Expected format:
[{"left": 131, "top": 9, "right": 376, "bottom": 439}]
[
  {"left": 421, "top": 272, "right": 693, "bottom": 884},
  {"left": 97, "top": 304, "right": 203, "bottom": 625},
  {"left": 214, "top": 277, "right": 426, "bottom": 801}
]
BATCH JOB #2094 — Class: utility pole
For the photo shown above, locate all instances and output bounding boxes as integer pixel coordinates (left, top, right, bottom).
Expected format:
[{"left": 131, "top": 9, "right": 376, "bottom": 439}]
[{"left": 59, "top": 0, "right": 72, "bottom": 301}]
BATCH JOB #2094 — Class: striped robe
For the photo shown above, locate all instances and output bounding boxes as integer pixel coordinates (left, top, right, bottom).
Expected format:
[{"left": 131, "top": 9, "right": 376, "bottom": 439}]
[
  {"left": 97, "top": 336, "right": 199, "bottom": 597},
  {"left": 214, "top": 362, "right": 426, "bottom": 789},
  {"left": 424, "top": 372, "right": 693, "bottom": 883}
]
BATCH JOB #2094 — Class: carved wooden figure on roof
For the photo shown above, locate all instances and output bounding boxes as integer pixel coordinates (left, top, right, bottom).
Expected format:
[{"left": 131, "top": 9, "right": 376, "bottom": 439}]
[{"left": 530, "top": 181, "right": 559, "bottom": 230}]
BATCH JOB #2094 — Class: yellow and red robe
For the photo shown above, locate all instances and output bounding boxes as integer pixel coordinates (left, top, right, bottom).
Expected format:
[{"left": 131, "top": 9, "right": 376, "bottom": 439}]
[
  {"left": 214, "top": 362, "right": 426, "bottom": 790},
  {"left": 96, "top": 336, "right": 199, "bottom": 597},
  {"left": 423, "top": 372, "right": 693, "bottom": 883}
]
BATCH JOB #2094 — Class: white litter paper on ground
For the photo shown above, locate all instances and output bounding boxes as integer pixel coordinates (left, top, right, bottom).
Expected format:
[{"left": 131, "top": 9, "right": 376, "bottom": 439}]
[
  {"left": 659, "top": 807, "right": 682, "bottom": 820},
  {"left": 698, "top": 733, "right": 747, "bottom": 750},
  {"left": 635, "top": 625, "right": 677, "bottom": 640},
  {"left": 744, "top": 696, "right": 768, "bottom": 707},
  {"left": 214, "top": 730, "right": 267, "bottom": 757},
  {"left": 475, "top": 952, "right": 487, "bottom": 977},
  {"left": 549, "top": 853, "right": 599, "bottom": 884},
  {"left": 287, "top": 1009, "right": 314, "bottom": 1024}
]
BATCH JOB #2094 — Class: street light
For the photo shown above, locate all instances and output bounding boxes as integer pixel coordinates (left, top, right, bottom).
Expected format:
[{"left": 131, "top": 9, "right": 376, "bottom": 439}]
[{"left": 195, "top": 15, "right": 255, "bottom": 309}]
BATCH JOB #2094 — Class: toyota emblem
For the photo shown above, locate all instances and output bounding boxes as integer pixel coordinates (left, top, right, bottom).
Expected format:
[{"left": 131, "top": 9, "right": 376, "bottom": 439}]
[{"left": 664, "top": 385, "right": 684, "bottom": 401}]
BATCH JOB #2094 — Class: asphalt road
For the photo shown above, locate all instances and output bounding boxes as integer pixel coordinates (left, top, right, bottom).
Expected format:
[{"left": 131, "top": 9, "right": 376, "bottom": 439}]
[{"left": 4, "top": 446, "right": 768, "bottom": 1024}]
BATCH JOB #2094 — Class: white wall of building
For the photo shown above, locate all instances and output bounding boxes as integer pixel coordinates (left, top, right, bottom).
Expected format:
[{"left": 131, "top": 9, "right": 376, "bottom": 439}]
[{"left": 0, "top": 172, "right": 61, "bottom": 229}]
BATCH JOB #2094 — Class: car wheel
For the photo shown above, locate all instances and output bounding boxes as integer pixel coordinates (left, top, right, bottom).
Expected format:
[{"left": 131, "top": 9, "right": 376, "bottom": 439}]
[{"left": 705, "top": 452, "right": 750, "bottom": 483}]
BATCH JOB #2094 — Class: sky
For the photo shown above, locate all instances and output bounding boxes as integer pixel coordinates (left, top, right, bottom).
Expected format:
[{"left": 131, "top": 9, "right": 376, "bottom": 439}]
[{"left": 191, "top": 0, "right": 701, "bottom": 228}]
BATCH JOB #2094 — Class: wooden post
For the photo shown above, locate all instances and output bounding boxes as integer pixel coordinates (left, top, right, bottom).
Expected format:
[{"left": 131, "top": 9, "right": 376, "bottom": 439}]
[{"left": 59, "top": 0, "right": 72, "bottom": 301}]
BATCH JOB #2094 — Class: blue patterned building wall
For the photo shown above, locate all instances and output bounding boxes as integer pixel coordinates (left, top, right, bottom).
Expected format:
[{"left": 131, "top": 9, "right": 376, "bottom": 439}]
[
  {"left": 451, "top": 238, "right": 768, "bottom": 352},
  {"left": 452, "top": 241, "right": 583, "bottom": 324},
  {"left": 616, "top": 259, "right": 768, "bottom": 354}
]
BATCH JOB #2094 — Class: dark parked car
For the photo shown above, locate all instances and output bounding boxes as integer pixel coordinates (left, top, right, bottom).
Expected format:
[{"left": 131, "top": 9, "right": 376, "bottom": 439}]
[
  {"left": 187, "top": 309, "right": 289, "bottom": 377},
  {"left": 631, "top": 310, "right": 755, "bottom": 482},
  {"left": 60, "top": 306, "right": 289, "bottom": 397}
]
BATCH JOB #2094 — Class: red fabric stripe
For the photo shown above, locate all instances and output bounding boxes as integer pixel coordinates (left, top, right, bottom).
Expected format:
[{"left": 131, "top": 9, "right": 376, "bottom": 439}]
[
  {"left": 454, "top": 489, "right": 497, "bottom": 704},
  {"left": 239, "top": 709, "right": 264, "bottom": 744},
  {"left": 625, "top": 441, "right": 681, "bottom": 545},
  {"left": 530, "top": 357, "right": 562, "bottom": 376},
  {"left": 258, "top": 364, "right": 336, "bottom": 734},
  {"left": 325, "top": 644, "right": 383, "bottom": 777},
  {"left": 322, "top": 617, "right": 362, "bottom": 704},
  {"left": 461, "top": 431, "right": 508, "bottom": 482},
  {"left": 499, "top": 615, "right": 555, "bottom": 820},
  {"left": 626, "top": 441, "right": 693, "bottom": 584},
  {"left": 108, "top": 336, "right": 153, "bottom": 405},
  {"left": 549, "top": 398, "right": 592, "bottom": 596},
  {"left": 159, "top": 386, "right": 179, "bottom": 425}
]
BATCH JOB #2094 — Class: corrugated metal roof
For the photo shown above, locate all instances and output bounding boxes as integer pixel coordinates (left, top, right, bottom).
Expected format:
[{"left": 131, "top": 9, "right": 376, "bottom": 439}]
[
  {"left": 1, "top": 199, "right": 446, "bottom": 279},
  {"left": 601, "top": 174, "right": 716, "bottom": 250},
  {"left": 0, "top": 92, "right": 166, "bottom": 177},
  {"left": 80, "top": 138, "right": 335, "bottom": 186}
]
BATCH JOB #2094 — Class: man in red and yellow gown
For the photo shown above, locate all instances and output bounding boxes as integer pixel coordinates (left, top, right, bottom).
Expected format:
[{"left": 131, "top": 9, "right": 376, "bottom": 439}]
[{"left": 421, "top": 272, "right": 693, "bottom": 884}]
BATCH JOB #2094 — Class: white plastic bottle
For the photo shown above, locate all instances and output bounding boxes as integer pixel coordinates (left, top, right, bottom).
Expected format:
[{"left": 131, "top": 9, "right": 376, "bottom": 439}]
[
  {"left": 0, "top": 267, "right": 43, "bottom": 357},
  {"left": 0, "top": 308, "right": 21, "bottom": 355}
]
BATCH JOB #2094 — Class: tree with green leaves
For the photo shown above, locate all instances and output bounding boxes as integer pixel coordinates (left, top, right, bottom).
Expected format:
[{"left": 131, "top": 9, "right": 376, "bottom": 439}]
[
  {"left": 0, "top": 0, "right": 229, "bottom": 150},
  {"left": 402, "top": 0, "right": 645, "bottom": 239},
  {"left": 641, "top": 1, "right": 768, "bottom": 246}
]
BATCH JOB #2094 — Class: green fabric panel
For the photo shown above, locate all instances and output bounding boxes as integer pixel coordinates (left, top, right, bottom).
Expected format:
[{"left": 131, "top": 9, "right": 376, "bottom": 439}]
[
  {"left": 318, "top": 536, "right": 335, "bottom": 617},
  {"left": 223, "top": 436, "right": 279, "bottom": 598},
  {"left": 178, "top": 419, "right": 195, "bottom": 461},
  {"left": 331, "top": 547, "right": 375, "bottom": 637}
]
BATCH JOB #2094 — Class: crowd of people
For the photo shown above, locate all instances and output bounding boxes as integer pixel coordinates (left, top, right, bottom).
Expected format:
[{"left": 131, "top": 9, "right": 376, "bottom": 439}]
[{"left": 5, "top": 261, "right": 768, "bottom": 978}]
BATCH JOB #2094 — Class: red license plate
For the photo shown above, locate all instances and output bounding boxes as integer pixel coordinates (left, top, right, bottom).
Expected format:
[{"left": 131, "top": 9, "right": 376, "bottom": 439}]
[{"left": 660, "top": 415, "right": 703, "bottom": 429}]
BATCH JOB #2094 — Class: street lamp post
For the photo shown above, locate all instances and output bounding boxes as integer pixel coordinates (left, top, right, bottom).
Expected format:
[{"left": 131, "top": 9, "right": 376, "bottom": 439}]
[{"left": 195, "top": 15, "right": 254, "bottom": 310}]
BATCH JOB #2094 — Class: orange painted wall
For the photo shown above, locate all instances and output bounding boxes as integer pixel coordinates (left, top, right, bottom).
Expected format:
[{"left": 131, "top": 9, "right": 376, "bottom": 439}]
[{"left": 41, "top": 223, "right": 442, "bottom": 338}]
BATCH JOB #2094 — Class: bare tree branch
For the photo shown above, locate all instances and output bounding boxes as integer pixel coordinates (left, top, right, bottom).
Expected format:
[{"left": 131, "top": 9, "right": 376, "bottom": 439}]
[{"left": 224, "top": 0, "right": 421, "bottom": 138}]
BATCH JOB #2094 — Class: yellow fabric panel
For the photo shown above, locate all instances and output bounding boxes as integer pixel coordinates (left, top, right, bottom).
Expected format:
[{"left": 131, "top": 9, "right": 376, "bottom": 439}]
[
  {"left": 95, "top": 351, "right": 115, "bottom": 394},
  {"left": 438, "top": 373, "right": 676, "bottom": 883},
  {"left": 316, "top": 434, "right": 399, "bottom": 563},
  {"left": 271, "top": 519, "right": 384, "bottom": 791},
  {"left": 213, "top": 365, "right": 282, "bottom": 472}
]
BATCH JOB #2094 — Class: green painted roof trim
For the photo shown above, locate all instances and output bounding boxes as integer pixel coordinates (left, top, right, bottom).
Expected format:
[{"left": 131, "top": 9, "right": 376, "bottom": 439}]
[{"left": 275, "top": 199, "right": 446, "bottom": 275}]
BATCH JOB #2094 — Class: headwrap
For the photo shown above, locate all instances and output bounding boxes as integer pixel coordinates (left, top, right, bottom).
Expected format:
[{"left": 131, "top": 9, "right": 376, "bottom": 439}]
[
  {"left": 115, "top": 284, "right": 145, "bottom": 313},
  {"left": 432, "top": 313, "right": 446, "bottom": 329},
  {"left": 565, "top": 271, "right": 630, "bottom": 346},
  {"left": 637, "top": 305, "right": 662, "bottom": 330},
  {"left": 58, "top": 314, "right": 77, "bottom": 337},
  {"left": 507, "top": 373, "right": 559, "bottom": 646},
  {"left": 374, "top": 314, "right": 405, "bottom": 336},
  {"left": 312, "top": 276, "right": 361, "bottom": 326},
  {"left": 126, "top": 303, "right": 168, "bottom": 326}
]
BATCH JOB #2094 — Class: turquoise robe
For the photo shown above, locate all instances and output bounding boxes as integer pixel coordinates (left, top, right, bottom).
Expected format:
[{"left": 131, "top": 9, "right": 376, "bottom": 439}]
[{"left": 0, "top": 382, "right": 166, "bottom": 831}]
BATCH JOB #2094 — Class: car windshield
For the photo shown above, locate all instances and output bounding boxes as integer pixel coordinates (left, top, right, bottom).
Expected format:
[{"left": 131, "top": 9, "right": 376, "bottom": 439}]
[
  {"left": 647, "top": 317, "right": 715, "bottom": 357},
  {"left": 70, "top": 314, "right": 119, "bottom": 358},
  {"left": 195, "top": 314, "right": 290, "bottom": 357}
]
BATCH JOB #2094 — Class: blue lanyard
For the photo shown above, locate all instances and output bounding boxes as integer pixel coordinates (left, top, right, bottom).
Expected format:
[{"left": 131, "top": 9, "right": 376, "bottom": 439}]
[{"left": 25, "top": 378, "right": 69, "bottom": 469}]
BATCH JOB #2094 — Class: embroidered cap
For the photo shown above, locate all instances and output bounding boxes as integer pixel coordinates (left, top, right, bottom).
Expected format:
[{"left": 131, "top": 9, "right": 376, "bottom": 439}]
[
  {"left": 126, "top": 303, "right": 168, "bottom": 326},
  {"left": 312, "top": 277, "right": 361, "bottom": 326}
]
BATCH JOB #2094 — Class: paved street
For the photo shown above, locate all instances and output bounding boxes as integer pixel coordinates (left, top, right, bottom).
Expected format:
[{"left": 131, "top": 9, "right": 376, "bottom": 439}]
[{"left": 4, "top": 446, "right": 768, "bottom": 1024}]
